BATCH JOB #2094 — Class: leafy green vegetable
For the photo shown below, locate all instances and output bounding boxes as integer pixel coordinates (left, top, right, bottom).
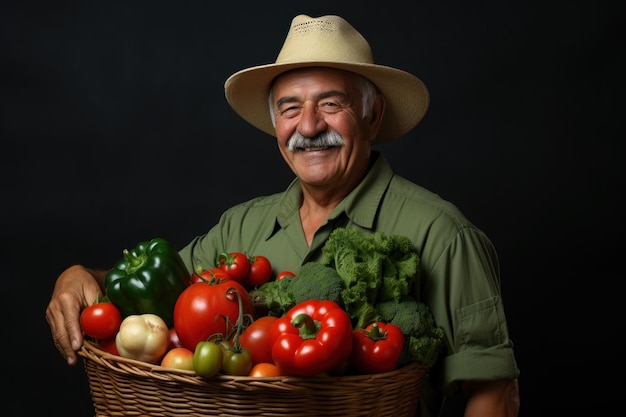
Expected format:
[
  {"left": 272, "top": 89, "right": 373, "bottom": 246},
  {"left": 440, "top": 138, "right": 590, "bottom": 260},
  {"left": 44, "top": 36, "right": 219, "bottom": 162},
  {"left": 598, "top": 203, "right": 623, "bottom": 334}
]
[
  {"left": 321, "top": 228, "right": 420, "bottom": 328},
  {"left": 338, "top": 281, "right": 377, "bottom": 331},
  {"left": 322, "top": 228, "right": 419, "bottom": 304}
]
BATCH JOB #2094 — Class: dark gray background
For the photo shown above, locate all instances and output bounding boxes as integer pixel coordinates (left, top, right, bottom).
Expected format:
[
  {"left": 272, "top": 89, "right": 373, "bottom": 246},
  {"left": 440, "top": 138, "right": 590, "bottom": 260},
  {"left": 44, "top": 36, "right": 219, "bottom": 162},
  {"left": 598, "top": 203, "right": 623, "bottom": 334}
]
[{"left": 1, "top": 1, "right": 622, "bottom": 416}]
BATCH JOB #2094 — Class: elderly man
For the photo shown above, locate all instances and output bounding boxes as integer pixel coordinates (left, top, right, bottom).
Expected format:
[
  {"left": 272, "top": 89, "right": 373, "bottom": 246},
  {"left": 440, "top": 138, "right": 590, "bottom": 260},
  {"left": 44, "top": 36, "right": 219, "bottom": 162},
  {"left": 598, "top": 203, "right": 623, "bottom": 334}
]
[{"left": 47, "top": 14, "right": 520, "bottom": 416}]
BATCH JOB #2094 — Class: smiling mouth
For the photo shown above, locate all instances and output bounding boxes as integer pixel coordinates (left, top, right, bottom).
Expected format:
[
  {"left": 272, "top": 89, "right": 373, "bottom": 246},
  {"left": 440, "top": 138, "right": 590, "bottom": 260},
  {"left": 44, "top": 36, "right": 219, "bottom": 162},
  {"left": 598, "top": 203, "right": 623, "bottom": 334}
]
[{"left": 295, "top": 144, "right": 340, "bottom": 152}]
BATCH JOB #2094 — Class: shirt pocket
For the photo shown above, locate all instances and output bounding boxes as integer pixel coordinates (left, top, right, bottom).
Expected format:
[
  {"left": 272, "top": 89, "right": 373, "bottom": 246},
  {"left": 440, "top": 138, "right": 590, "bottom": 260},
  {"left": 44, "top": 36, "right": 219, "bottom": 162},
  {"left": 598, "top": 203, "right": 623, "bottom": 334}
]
[{"left": 455, "top": 296, "right": 506, "bottom": 349}]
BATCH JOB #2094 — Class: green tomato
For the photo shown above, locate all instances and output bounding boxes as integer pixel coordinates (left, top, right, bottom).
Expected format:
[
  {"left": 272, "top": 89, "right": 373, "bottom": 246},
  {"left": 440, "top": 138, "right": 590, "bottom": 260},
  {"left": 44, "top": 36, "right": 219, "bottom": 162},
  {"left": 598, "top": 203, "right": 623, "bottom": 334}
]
[
  {"left": 193, "top": 341, "right": 223, "bottom": 378},
  {"left": 222, "top": 346, "right": 253, "bottom": 376}
]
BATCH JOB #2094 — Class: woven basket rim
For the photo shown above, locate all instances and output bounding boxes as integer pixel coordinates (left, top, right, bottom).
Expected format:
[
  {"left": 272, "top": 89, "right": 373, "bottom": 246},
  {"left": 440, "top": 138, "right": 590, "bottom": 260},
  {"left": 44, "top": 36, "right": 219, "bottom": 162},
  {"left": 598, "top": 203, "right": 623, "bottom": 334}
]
[
  {"left": 80, "top": 340, "right": 428, "bottom": 416},
  {"left": 79, "top": 340, "right": 427, "bottom": 386}
]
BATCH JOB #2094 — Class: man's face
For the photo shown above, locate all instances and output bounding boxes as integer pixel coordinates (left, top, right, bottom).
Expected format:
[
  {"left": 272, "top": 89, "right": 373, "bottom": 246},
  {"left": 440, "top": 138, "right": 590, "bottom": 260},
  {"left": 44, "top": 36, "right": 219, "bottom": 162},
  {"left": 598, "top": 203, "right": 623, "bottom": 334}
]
[{"left": 271, "top": 67, "right": 382, "bottom": 192}]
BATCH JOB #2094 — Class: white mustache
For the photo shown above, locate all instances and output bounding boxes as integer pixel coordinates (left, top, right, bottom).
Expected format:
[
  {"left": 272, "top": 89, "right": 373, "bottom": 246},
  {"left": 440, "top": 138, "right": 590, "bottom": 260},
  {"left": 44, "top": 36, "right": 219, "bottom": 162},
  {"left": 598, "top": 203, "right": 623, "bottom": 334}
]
[{"left": 287, "top": 130, "right": 345, "bottom": 152}]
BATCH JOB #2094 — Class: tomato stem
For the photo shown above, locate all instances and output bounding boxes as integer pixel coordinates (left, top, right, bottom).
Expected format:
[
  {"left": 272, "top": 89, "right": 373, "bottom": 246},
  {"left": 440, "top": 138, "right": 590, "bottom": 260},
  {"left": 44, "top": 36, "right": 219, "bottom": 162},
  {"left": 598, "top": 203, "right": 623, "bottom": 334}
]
[
  {"left": 228, "top": 287, "right": 248, "bottom": 353},
  {"left": 216, "top": 252, "right": 233, "bottom": 265}
]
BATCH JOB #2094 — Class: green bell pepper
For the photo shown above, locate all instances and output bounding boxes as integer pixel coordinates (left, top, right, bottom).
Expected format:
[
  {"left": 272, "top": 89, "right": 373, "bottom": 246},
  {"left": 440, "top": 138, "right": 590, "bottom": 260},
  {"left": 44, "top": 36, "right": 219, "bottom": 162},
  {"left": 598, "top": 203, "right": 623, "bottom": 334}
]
[{"left": 104, "top": 237, "right": 190, "bottom": 327}]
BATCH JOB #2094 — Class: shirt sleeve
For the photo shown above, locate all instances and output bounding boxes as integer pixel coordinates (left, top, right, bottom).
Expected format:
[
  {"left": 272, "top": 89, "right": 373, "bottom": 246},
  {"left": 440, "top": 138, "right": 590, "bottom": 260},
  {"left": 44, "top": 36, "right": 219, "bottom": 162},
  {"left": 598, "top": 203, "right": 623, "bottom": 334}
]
[
  {"left": 423, "top": 226, "right": 519, "bottom": 392},
  {"left": 178, "top": 220, "right": 227, "bottom": 275}
]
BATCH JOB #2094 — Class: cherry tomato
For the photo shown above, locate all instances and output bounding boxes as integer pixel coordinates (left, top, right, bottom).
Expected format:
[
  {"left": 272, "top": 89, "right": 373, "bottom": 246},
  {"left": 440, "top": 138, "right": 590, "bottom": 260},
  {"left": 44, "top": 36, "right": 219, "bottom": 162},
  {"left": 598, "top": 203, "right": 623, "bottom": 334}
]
[
  {"left": 221, "top": 345, "right": 253, "bottom": 376},
  {"left": 216, "top": 288, "right": 254, "bottom": 376},
  {"left": 249, "top": 362, "right": 282, "bottom": 377},
  {"left": 193, "top": 341, "right": 223, "bottom": 378},
  {"left": 276, "top": 271, "right": 296, "bottom": 281},
  {"left": 80, "top": 301, "right": 123, "bottom": 340},
  {"left": 244, "top": 255, "right": 272, "bottom": 287},
  {"left": 216, "top": 251, "right": 250, "bottom": 282},
  {"left": 190, "top": 267, "right": 230, "bottom": 284},
  {"left": 174, "top": 281, "right": 255, "bottom": 351},
  {"left": 239, "top": 315, "right": 278, "bottom": 365},
  {"left": 160, "top": 347, "right": 194, "bottom": 371}
]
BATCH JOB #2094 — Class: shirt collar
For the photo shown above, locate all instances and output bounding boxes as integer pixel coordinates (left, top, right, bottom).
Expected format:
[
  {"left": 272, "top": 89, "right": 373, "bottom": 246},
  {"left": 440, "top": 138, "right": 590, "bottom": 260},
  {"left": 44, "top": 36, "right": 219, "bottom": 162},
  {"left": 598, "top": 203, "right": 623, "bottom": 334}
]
[
  {"left": 330, "top": 151, "right": 393, "bottom": 228},
  {"left": 274, "top": 151, "right": 393, "bottom": 232}
]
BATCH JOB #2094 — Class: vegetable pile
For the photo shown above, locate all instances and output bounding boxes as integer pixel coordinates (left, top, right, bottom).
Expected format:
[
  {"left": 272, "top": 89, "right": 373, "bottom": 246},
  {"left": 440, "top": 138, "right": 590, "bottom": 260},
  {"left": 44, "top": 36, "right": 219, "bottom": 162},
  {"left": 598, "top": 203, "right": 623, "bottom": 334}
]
[
  {"left": 250, "top": 228, "right": 444, "bottom": 367},
  {"left": 80, "top": 230, "right": 443, "bottom": 380}
]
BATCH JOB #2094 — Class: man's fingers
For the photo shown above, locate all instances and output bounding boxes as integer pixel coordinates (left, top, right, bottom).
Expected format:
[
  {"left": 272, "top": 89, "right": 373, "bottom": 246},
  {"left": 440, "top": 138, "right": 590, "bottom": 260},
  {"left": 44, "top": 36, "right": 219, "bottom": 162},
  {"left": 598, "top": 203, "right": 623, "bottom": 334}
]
[{"left": 46, "top": 294, "right": 84, "bottom": 366}]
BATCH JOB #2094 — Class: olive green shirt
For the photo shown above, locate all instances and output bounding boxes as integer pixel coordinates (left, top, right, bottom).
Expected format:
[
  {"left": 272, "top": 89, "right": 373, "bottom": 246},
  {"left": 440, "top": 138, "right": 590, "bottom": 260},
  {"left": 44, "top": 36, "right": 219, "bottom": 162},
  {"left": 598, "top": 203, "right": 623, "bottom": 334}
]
[{"left": 179, "top": 152, "right": 519, "bottom": 416}]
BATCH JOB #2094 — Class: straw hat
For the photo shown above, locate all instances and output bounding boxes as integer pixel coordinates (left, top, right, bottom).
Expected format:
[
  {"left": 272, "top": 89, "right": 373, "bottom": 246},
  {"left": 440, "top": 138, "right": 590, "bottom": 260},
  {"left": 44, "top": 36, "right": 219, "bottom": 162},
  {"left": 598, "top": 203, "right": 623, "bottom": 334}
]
[{"left": 224, "top": 14, "right": 429, "bottom": 144}]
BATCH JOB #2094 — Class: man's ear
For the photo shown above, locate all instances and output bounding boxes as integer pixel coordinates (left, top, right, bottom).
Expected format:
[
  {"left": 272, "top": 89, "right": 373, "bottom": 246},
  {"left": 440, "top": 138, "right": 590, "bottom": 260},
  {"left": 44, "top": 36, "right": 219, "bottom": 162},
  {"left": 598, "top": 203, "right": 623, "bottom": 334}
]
[{"left": 368, "top": 95, "right": 386, "bottom": 142}]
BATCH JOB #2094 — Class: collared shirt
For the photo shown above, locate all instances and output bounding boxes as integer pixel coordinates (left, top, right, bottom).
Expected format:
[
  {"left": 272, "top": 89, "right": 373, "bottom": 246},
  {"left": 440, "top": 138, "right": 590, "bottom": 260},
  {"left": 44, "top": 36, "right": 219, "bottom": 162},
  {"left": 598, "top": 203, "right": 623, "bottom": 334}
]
[{"left": 178, "top": 151, "right": 519, "bottom": 415}]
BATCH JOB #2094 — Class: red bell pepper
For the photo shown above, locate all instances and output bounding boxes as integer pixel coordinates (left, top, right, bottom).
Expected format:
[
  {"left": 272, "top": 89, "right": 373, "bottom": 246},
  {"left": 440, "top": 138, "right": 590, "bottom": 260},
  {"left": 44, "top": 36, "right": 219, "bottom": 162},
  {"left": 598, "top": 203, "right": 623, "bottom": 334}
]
[
  {"left": 269, "top": 300, "right": 353, "bottom": 376},
  {"left": 350, "top": 321, "right": 405, "bottom": 374}
]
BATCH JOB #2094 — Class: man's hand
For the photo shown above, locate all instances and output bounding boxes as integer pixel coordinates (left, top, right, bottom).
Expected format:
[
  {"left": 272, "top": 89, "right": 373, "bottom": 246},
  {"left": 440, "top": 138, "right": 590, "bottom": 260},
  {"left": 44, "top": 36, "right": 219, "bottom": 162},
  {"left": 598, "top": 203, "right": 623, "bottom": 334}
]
[{"left": 45, "top": 265, "right": 106, "bottom": 365}]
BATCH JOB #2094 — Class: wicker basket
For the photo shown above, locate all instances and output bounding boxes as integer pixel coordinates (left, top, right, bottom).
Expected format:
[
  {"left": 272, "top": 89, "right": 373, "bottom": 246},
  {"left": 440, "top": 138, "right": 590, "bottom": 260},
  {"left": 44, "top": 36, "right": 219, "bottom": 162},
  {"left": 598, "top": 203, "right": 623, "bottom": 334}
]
[{"left": 79, "top": 340, "right": 427, "bottom": 417}]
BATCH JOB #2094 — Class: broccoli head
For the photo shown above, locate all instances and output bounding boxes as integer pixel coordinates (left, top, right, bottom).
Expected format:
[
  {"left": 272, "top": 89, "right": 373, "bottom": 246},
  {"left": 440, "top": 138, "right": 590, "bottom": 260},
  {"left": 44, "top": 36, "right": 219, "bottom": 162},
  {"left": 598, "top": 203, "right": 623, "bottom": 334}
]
[
  {"left": 290, "top": 261, "right": 346, "bottom": 306},
  {"left": 375, "top": 296, "right": 444, "bottom": 367},
  {"left": 401, "top": 330, "right": 445, "bottom": 367},
  {"left": 375, "top": 297, "right": 436, "bottom": 337},
  {"left": 248, "top": 275, "right": 296, "bottom": 317}
]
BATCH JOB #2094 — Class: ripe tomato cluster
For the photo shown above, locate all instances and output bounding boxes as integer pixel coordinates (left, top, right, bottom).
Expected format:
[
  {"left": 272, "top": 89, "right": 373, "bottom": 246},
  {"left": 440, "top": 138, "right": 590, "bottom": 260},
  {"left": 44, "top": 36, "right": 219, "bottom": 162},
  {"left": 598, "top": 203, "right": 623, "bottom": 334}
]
[{"left": 214, "top": 252, "right": 273, "bottom": 290}]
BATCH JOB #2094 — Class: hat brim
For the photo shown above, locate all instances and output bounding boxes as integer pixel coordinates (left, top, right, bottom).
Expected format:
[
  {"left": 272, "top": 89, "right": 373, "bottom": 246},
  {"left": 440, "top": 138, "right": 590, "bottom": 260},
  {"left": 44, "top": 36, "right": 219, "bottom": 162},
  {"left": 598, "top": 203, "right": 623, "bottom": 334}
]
[{"left": 224, "top": 61, "right": 429, "bottom": 144}]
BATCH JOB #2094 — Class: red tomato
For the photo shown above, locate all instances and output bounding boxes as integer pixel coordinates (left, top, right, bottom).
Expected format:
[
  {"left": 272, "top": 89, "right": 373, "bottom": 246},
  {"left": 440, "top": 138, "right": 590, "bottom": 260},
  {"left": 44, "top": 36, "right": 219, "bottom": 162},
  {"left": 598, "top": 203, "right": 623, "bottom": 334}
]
[
  {"left": 244, "top": 255, "right": 272, "bottom": 288},
  {"left": 80, "top": 301, "right": 123, "bottom": 340},
  {"left": 190, "top": 267, "right": 230, "bottom": 284},
  {"left": 249, "top": 362, "right": 282, "bottom": 377},
  {"left": 160, "top": 347, "right": 194, "bottom": 371},
  {"left": 168, "top": 327, "right": 184, "bottom": 350},
  {"left": 276, "top": 271, "right": 296, "bottom": 281},
  {"left": 99, "top": 337, "right": 119, "bottom": 355},
  {"left": 173, "top": 280, "right": 255, "bottom": 351},
  {"left": 216, "top": 251, "right": 250, "bottom": 282},
  {"left": 238, "top": 315, "right": 278, "bottom": 365}
]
